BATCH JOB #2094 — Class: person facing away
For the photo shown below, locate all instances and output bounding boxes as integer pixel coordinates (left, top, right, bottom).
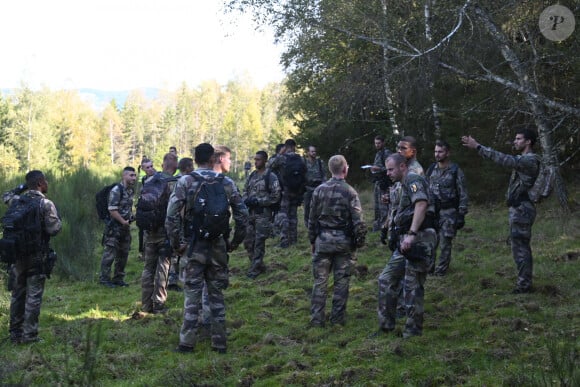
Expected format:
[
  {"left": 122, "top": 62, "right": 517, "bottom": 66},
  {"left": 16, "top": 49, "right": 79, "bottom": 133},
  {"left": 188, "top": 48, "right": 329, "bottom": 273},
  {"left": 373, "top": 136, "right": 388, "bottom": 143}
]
[
  {"left": 7, "top": 170, "right": 61, "bottom": 344},
  {"left": 377, "top": 153, "right": 437, "bottom": 339},
  {"left": 99, "top": 166, "right": 137, "bottom": 288},
  {"left": 370, "top": 135, "right": 393, "bottom": 232},
  {"left": 462, "top": 128, "right": 540, "bottom": 294},
  {"left": 426, "top": 139, "right": 469, "bottom": 276},
  {"left": 167, "top": 156, "right": 194, "bottom": 292},
  {"left": 242, "top": 150, "right": 281, "bottom": 279},
  {"left": 137, "top": 157, "right": 156, "bottom": 261},
  {"left": 268, "top": 138, "right": 307, "bottom": 248},
  {"left": 303, "top": 145, "right": 329, "bottom": 228},
  {"left": 140, "top": 152, "right": 178, "bottom": 314},
  {"left": 165, "top": 143, "right": 248, "bottom": 354},
  {"left": 308, "top": 155, "right": 366, "bottom": 327}
]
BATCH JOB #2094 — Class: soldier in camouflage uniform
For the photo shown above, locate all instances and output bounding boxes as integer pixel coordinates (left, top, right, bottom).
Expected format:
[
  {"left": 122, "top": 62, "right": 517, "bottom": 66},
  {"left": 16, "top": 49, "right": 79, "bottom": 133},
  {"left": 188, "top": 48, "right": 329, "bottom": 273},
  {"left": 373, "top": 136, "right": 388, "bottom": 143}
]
[
  {"left": 100, "top": 167, "right": 137, "bottom": 287},
  {"left": 426, "top": 140, "right": 469, "bottom": 276},
  {"left": 243, "top": 151, "right": 281, "bottom": 279},
  {"left": 308, "top": 155, "right": 366, "bottom": 327},
  {"left": 166, "top": 143, "right": 248, "bottom": 354},
  {"left": 378, "top": 154, "right": 436, "bottom": 338},
  {"left": 269, "top": 139, "right": 306, "bottom": 248},
  {"left": 303, "top": 145, "right": 328, "bottom": 228},
  {"left": 370, "top": 136, "right": 393, "bottom": 231},
  {"left": 462, "top": 129, "right": 540, "bottom": 293},
  {"left": 167, "top": 157, "right": 194, "bottom": 292},
  {"left": 6, "top": 170, "right": 61, "bottom": 344},
  {"left": 140, "top": 153, "right": 178, "bottom": 314},
  {"left": 266, "top": 144, "right": 285, "bottom": 238}
]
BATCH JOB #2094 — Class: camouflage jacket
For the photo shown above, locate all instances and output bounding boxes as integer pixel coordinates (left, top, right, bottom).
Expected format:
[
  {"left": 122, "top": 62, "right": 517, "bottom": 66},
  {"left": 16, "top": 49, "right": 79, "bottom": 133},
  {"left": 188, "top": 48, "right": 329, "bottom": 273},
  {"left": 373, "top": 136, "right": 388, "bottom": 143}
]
[
  {"left": 108, "top": 182, "right": 134, "bottom": 222},
  {"left": 478, "top": 146, "right": 540, "bottom": 205},
  {"left": 165, "top": 168, "right": 248, "bottom": 250},
  {"left": 372, "top": 148, "right": 393, "bottom": 184},
  {"left": 308, "top": 177, "right": 366, "bottom": 251},
  {"left": 304, "top": 157, "right": 328, "bottom": 188},
  {"left": 393, "top": 173, "right": 431, "bottom": 231},
  {"left": 426, "top": 162, "right": 469, "bottom": 214},
  {"left": 243, "top": 169, "right": 281, "bottom": 208}
]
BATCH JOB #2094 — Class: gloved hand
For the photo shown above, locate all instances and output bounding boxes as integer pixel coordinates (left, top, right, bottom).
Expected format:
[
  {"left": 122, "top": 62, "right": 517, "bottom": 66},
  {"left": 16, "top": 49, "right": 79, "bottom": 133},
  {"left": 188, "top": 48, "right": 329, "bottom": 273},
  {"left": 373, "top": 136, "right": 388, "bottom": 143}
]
[
  {"left": 244, "top": 197, "right": 259, "bottom": 208},
  {"left": 380, "top": 228, "right": 388, "bottom": 245},
  {"left": 456, "top": 213, "right": 465, "bottom": 230}
]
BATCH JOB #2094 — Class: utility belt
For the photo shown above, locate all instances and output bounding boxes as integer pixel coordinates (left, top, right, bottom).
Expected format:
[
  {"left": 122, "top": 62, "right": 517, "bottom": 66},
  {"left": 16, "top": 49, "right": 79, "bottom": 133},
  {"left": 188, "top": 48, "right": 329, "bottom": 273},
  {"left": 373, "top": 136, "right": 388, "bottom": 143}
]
[
  {"left": 251, "top": 206, "right": 272, "bottom": 215},
  {"left": 439, "top": 200, "right": 458, "bottom": 210},
  {"left": 395, "top": 212, "right": 437, "bottom": 235}
]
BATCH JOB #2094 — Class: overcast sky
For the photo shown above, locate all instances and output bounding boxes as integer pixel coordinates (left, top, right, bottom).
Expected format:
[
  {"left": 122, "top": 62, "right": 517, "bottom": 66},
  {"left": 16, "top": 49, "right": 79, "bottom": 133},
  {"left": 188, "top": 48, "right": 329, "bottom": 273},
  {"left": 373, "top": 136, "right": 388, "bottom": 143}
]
[{"left": 0, "top": 0, "right": 285, "bottom": 90}]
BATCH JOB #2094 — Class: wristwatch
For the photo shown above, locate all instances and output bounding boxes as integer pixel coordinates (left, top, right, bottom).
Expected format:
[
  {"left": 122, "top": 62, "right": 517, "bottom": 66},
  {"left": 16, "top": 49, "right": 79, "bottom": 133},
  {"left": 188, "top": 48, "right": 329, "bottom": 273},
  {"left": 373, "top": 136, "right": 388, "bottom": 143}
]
[{"left": 407, "top": 230, "right": 418, "bottom": 236}]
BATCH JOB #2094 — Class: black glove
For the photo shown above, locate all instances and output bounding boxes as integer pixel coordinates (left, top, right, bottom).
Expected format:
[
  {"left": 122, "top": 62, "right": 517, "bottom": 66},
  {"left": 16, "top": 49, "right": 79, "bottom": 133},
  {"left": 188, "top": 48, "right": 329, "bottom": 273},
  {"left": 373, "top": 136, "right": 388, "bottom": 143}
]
[
  {"left": 380, "top": 228, "right": 388, "bottom": 245},
  {"left": 354, "top": 235, "right": 365, "bottom": 249},
  {"left": 456, "top": 213, "right": 465, "bottom": 230},
  {"left": 244, "top": 197, "right": 259, "bottom": 208}
]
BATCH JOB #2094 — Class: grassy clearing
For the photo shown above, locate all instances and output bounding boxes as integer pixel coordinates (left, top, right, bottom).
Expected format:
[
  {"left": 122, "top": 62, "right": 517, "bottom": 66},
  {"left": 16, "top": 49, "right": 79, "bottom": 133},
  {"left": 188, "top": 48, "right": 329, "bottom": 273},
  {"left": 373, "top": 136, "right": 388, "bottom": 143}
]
[{"left": 0, "top": 189, "right": 579, "bottom": 385}]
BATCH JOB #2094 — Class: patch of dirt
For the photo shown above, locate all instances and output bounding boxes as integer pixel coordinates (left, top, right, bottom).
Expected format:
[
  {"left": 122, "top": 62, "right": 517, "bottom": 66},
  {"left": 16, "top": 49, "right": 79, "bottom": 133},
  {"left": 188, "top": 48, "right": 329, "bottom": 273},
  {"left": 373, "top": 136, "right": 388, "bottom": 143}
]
[
  {"left": 488, "top": 347, "right": 513, "bottom": 360},
  {"left": 353, "top": 264, "right": 369, "bottom": 279},
  {"left": 555, "top": 251, "right": 579, "bottom": 262},
  {"left": 270, "top": 261, "right": 289, "bottom": 271},
  {"left": 537, "top": 284, "right": 562, "bottom": 297}
]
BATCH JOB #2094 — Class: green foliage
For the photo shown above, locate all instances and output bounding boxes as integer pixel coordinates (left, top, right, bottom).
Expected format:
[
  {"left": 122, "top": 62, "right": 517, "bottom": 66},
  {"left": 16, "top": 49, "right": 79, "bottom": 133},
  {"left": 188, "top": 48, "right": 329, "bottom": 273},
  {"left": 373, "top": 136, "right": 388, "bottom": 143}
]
[{"left": 0, "top": 185, "right": 579, "bottom": 384}]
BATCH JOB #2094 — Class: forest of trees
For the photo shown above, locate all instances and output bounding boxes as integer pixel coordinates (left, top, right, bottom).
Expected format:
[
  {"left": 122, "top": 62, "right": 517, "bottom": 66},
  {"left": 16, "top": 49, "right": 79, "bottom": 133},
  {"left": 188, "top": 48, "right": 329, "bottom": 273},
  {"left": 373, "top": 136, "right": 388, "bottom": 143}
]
[
  {"left": 0, "top": 79, "right": 296, "bottom": 178},
  {"left": 225, "top": 0, "right": 579, "bottom": 203},
  {"left": 0, "top": 1, "right": 578, "bottom": 202}
]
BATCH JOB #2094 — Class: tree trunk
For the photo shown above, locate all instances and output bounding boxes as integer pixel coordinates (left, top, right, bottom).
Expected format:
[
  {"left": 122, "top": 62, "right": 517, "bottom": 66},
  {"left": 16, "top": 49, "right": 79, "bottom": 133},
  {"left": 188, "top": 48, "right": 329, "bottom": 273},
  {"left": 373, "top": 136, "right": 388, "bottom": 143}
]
[
  {"left": 380, "top": 0, "right": 401, "bottom": 137},
  {"left": 471, "top": 5, "right": 568, "bottom": 208}
]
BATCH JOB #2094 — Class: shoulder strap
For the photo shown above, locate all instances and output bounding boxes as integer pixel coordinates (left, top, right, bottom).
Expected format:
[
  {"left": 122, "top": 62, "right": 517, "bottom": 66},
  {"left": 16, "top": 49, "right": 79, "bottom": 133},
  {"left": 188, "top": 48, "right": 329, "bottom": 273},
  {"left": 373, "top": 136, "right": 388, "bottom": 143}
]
[
  {"left": 317, "top": 159, "right": 323, "bottom": 176},
  {"left": 426, "top": 163, "right": 436, "bottom": 177}
]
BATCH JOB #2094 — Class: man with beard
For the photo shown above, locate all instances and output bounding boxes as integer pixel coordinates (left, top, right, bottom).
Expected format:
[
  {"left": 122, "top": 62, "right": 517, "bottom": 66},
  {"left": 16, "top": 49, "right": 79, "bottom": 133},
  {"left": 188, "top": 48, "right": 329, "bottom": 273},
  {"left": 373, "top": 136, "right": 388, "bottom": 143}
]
[
  {"left": 462, "top": 129, "right": 540, "bottom": 293},
  {"left": 425, "top": 140, "right": 469, "bottom": 276}
]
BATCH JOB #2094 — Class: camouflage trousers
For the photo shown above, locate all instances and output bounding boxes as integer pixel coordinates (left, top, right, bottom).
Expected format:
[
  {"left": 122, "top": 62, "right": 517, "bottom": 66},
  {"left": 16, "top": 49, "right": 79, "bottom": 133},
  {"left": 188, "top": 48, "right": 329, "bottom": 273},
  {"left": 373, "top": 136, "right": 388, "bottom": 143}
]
[
  {"left": 311, "top": 251, "right": 352, "bottom": 326},
  {"left": 303, "top": 187, "right": 315, "bottom": 227},
  {"left": 373, "top": 183, "right": 389, "bottom": 231},
  {"left": 179, "top": 240, "right": 229, "bottom": 351},
  {"left": 141, "top": 236, "right": 171, "bottom": 312},
  {"left": 168, "top": 254, "right": 180, "bottom": 287},
  {"left": 278, "top": 195, "right": 299, "bottom": 246},
  {"left": 243, "top": 210, "right": 272, "bottom": 275},
  {"left": 100, "top": 227, "right": 131, "bottom": 283},
  {"left": 509, "top": 201, "right": 536, "bottom": 291},
  {"left": 10, "top": 264, "right": 46, "bottom": 342},
  {"left": 434, "top": 208, "right": 458, "bottom": 275},
  {"left": 378, "top": 229, "right": 436, "bottom": 335}
]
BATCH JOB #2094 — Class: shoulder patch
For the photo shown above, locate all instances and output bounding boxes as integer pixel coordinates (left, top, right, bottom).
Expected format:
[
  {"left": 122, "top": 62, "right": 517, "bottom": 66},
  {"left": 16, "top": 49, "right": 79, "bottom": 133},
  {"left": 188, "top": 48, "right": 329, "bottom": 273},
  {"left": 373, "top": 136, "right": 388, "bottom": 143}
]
[{"left": 410, "top": 183, "right": 418, "bottom": 193}]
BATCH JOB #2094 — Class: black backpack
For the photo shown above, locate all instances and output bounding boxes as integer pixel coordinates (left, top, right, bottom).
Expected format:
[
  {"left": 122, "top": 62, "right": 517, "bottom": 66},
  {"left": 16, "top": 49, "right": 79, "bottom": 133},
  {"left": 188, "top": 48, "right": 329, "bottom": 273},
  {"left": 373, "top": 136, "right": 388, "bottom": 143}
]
[
  {"left": 0, "top": 194, "right": 44, "bottom": 263},
  {"left": 95, "top": 183, "right": 123, "bottom": 221},
  {"left": 185, "top": 173, "right": 230, "bottom": 241},
  {"left": 135, "top": 173, "right": 177, "bottom": 231},
  {"left": 281, "top": 153, "right": 306, "bottom": 194}
]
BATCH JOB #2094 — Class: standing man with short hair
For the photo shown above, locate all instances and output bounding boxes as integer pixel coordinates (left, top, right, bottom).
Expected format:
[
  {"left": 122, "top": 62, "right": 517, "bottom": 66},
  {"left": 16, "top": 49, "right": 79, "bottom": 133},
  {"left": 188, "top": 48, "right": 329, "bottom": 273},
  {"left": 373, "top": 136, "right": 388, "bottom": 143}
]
[
  {"left": 137, "top": 158, "right": 156, "bottom": 261},
  {"left": 303, "top": 145, "right": 328, "bottom": 228},
  {"left": 166, "top": 143, "right": 248, "bottom": 354},
  {"left": 308, "top": 155, "right": 366, "bottom": 327},
  {"left": 370, "top": 136, "right": 392, "bottom": 231},
  {"left": 462, "top": 129, "right": 540, "bottom": 293},
  {"left": 426, "top": 140, "right": 469, "bottom": 276},
  {"left": 6, "top": 170, "right": 61, "bottom": 344},
  {"left": 243, "top": 151, "right": 281, "bottom": 279},
  {"left": 100, "top": 167, "right": 137, "bottom": 288},
  {"left": 140, "top": 153, "right": 178, "bottom": 314},
  {"left": 269, "top": 139, "right": 306, "bottom": 248},
  {"left": 377, "top": 154, "right": 436, "bottom": 338}
]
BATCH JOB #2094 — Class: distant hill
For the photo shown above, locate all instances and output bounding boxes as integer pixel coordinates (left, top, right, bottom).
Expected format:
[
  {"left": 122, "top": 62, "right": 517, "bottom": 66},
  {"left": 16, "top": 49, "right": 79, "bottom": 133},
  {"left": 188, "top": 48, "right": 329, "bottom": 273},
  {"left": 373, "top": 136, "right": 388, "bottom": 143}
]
[{"left": 1, "top": 88, "right": 160, "bottom": 111}]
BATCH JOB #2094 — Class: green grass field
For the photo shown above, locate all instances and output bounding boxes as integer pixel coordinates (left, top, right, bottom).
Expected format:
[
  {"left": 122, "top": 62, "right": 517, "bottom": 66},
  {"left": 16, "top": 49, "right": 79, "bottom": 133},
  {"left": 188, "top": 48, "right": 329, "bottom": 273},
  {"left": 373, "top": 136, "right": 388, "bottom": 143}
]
[{"left": 0, "top": 190, "right": 579, "bottom": 385}]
